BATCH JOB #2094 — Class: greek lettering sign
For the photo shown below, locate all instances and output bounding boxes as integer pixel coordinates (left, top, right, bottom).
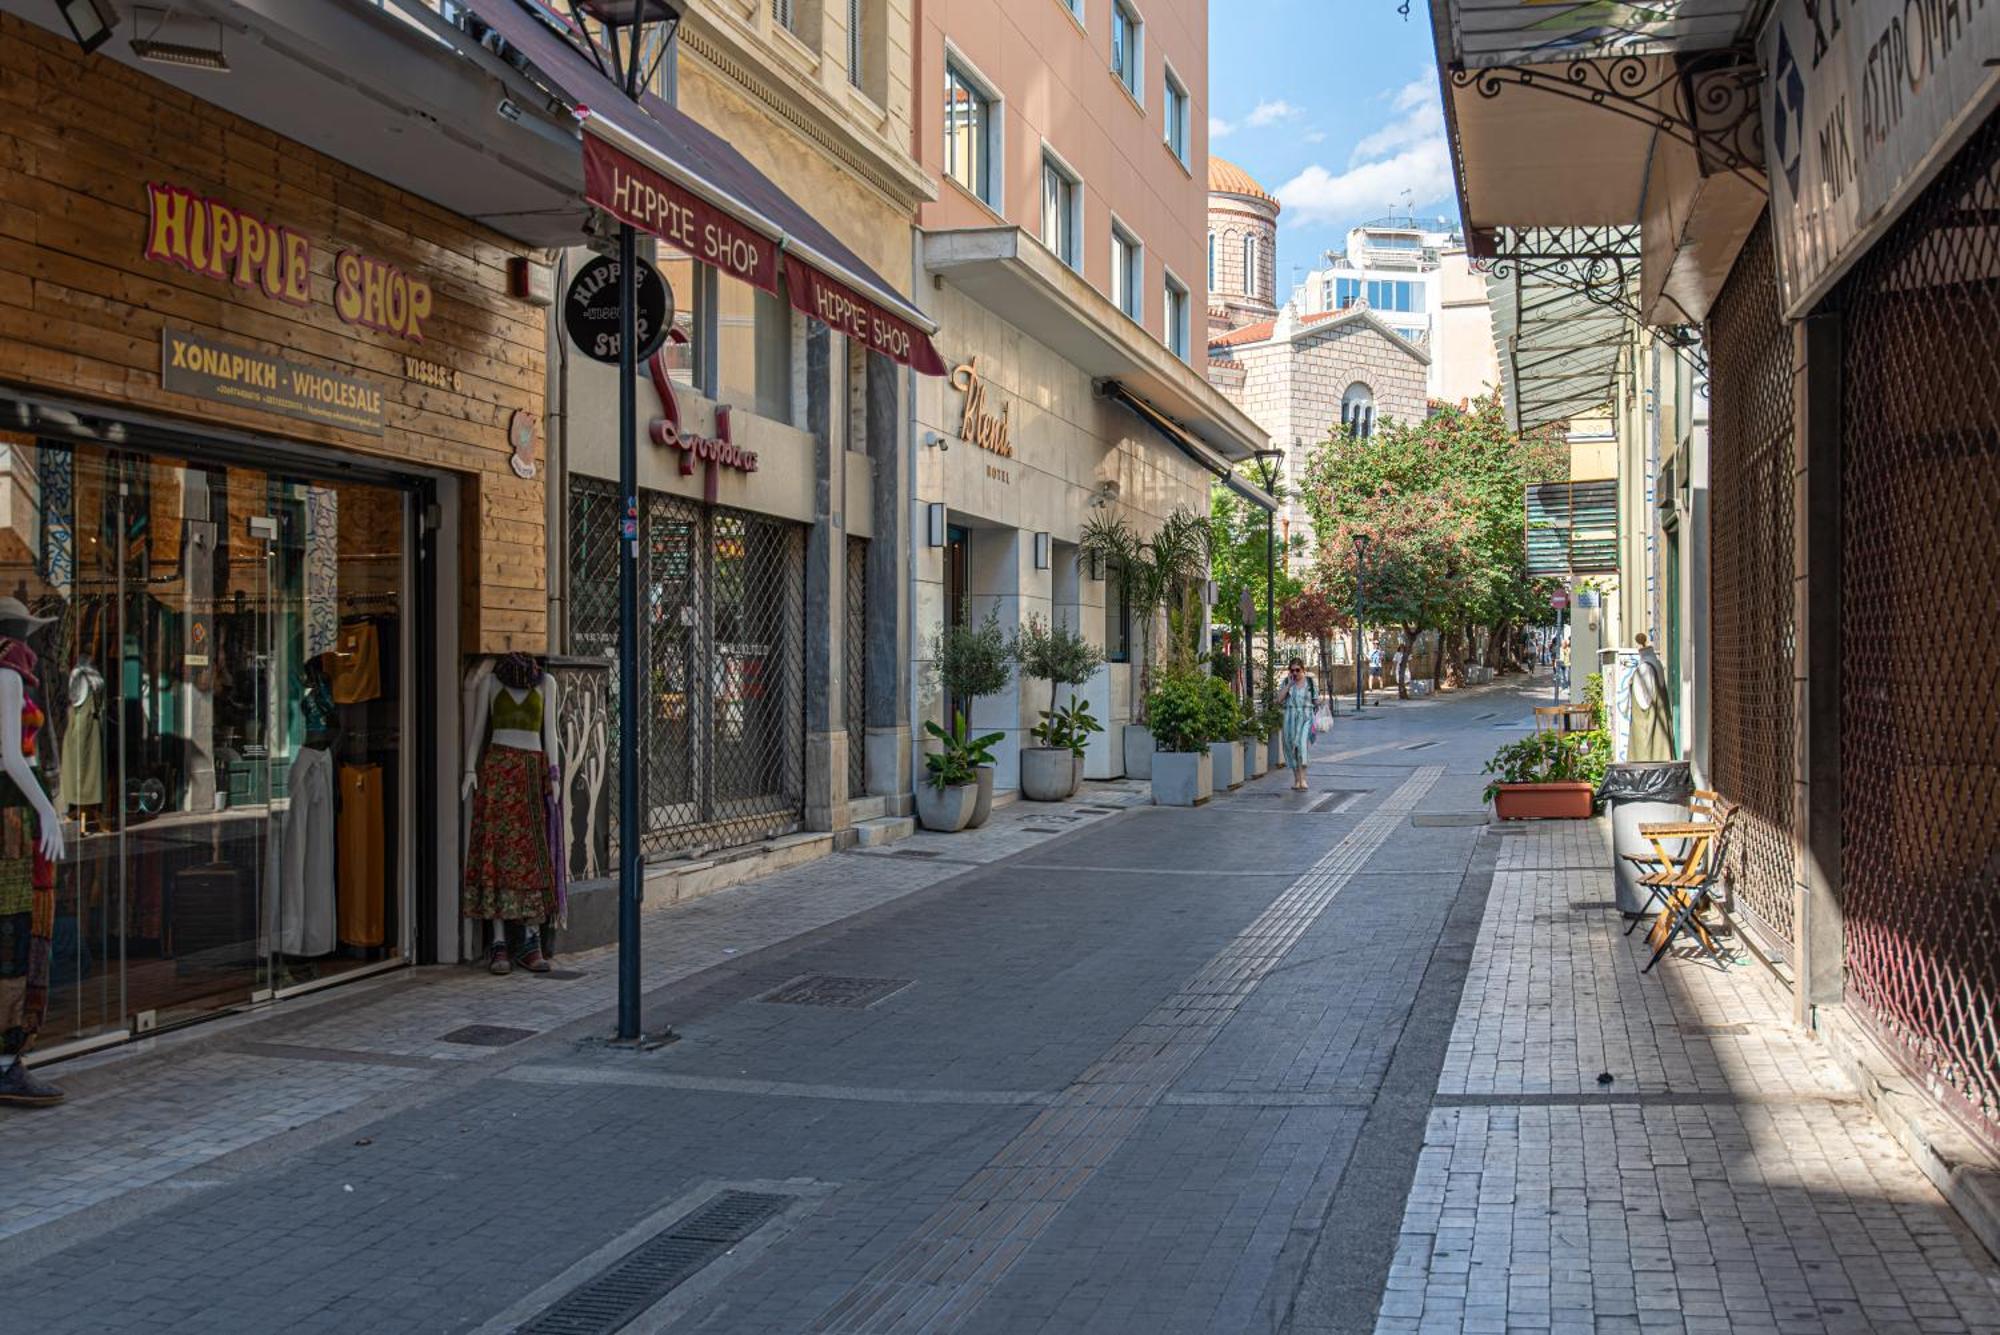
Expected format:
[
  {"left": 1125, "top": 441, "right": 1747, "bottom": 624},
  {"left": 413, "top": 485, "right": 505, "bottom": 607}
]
[
  {"left": 646, "top": 351, "right": 758, "bottom": 505},
  {"left": 1761, "top": 0, "right": 2000, "bottom": 315},
  {"left": 563, "top": 255, "right": 672, "bottom": 365},
  {"left": 161, "top": 328, "right": 385, "bottom": 435},
  {"left": 582, "top": 133, "right": 779, "bottom": 292}
]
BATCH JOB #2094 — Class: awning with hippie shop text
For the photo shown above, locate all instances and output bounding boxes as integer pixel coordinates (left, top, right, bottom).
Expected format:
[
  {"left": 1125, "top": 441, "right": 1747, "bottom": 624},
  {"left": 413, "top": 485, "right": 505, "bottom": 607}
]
[{"left": 464, "top": 0, "right": 947, "bottom": 377}]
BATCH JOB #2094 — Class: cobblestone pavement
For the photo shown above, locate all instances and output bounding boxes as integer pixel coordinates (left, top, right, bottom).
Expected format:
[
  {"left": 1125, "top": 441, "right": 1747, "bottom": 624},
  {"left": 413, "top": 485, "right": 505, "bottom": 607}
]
[{"left": 2, "top": 678, "right": 1995, "bottom": 1335}]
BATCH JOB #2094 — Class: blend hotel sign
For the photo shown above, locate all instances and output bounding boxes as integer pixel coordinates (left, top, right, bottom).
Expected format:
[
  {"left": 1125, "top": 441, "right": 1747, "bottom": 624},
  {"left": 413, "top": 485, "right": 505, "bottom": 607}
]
[{"left": 1762, "top": 0, "right": 2000, "bottom": 315}]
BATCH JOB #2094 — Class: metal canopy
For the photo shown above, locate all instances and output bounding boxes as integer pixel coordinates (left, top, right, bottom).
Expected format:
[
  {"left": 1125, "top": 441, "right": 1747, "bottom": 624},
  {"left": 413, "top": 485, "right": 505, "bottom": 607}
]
[
  {"left": 1438, "top": 0, "right": 1759, "bottom": 68},
  {"left": 1484, "top": 231, "right": 1632, "bottom": 432}
]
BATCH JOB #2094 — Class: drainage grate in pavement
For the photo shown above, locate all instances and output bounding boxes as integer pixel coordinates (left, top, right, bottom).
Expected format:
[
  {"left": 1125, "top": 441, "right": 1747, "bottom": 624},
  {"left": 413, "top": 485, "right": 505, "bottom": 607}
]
[
  {"left": 1402, "top": 740, "right": 1441, "bottom": 750},
  {"left": 1020, "top": 826, "right": 1067, "bottom": 834},
  {"left": 440, "top": 1024, "right": 538, "bottom": 1047},
  {"left": 518, "top": 1191, "right": 792, "bottom": 1334},
  {"left": 758, "top": 974, "right": 913, "bottom": 1009},
  {"left": 1410, "top": 812, "right": 1488, "bottom": 827},
  {"left": 891, "top": 848, "right": 941, "bottom": 859},
  {"left": 1568, "top": 899, "right": 1620, "bottom": 910}
]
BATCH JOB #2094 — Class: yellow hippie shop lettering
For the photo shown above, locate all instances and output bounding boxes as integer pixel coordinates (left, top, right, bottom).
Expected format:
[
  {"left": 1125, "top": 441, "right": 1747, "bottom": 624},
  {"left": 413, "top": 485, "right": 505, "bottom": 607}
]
[{"left": 146, "top": 182, "right": 435, "bottom": 343}]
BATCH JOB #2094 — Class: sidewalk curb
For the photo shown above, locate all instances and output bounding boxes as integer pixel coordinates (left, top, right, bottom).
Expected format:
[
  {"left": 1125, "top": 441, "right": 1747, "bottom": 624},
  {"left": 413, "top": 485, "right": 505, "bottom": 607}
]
[{"left": 1819, "top": 1004, "right": 2000, "bottom": 1262}]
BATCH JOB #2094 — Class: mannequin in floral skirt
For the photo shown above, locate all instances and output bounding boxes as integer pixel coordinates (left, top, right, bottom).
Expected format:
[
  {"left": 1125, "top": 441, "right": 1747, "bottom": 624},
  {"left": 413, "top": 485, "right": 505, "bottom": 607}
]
[{"left": 462, "top": 652, "right": 561, "bottom": 974}]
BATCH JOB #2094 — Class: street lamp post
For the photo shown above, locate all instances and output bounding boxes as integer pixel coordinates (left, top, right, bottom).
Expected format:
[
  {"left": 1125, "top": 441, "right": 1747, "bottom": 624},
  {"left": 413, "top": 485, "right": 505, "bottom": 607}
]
[
  {"left": 568, "top": 0, "right": 682, "bottom": 1044},
  {"left": 1352, "top": 532, "right": 1371, "bottom": 714},
  {"left": 1252, "top": 448, "right": 1284, "bottom": 710}
]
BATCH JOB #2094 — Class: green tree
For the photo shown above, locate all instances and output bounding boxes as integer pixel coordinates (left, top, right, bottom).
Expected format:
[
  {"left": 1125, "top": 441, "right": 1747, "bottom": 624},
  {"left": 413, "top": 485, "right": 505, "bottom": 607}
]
[
  {"left": 1298, "top": 394, "right": 1564, "bottom": 693},
  {"left": 1208, "top": 474, "right": 1303, "bottom": 657}
]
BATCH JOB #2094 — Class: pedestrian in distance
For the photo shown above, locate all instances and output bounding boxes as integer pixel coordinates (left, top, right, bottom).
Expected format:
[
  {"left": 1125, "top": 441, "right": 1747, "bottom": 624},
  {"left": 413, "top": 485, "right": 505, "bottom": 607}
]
[
  {"left": 1368, "top": 642, "right": 1384, "bottom": 692},
  {"left": 1279, "top": 657, "right": 1318, "bottom": 791}
]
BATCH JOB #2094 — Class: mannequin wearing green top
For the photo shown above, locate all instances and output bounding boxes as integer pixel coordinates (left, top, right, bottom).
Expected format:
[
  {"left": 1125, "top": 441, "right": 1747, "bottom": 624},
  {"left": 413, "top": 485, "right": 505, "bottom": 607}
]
[{"left": 461, "top": 652, "right": 561, "bottom": 974}]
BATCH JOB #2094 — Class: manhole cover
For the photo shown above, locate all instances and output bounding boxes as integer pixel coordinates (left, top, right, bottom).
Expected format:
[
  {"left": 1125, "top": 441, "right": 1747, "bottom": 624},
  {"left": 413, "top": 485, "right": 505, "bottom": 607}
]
[
  {"left": 1410, "top": 812, "right": 1488, "bottom": 827},
  {"left": 892, "top": 849, "right": 941, "bottom": 859},
  {"left": 519, "top": 1190, "right": 791, "bottom": 1334},
  {"left": 440, "top": 1024, "right": 537, "bottom": 1047},
  {"left": 758, "top": 974, "right": 912, "bottom": 1009}
]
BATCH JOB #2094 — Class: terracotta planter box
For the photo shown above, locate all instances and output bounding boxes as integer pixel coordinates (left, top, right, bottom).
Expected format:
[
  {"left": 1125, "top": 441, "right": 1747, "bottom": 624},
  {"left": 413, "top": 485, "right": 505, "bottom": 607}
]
[{"left": 1491, "top": 781, "right": 1595, "bottom": 821}]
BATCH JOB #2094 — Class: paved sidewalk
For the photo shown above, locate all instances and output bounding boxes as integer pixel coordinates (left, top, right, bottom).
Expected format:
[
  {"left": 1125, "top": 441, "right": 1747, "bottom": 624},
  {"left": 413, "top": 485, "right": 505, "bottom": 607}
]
[{"left": 1373, "top": 819, "right": 2000, "bottom": 1334}]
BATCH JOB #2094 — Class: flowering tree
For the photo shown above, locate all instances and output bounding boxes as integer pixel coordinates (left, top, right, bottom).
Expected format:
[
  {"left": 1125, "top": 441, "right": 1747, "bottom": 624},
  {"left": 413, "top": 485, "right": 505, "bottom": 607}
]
[{"left": 1277, "top": 587, "right": 1347, "bottom": 690}]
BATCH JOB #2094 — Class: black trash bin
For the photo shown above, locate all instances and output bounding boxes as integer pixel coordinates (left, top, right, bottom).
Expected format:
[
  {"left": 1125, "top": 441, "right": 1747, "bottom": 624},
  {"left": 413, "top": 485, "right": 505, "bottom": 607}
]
[{"left": 1597, "top": 761, "right": 1695, "bottom": 914}]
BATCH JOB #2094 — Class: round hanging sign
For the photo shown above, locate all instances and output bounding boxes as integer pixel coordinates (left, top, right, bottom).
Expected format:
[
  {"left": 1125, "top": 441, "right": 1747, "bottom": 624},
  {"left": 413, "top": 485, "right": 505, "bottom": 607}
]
[{"left": 563, "top": 255, "right": 672, "bottom": 365}]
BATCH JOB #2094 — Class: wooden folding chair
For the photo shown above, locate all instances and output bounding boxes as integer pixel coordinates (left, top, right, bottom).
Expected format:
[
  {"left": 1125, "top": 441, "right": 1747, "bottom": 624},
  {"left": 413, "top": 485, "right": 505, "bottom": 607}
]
[
  {"left": 1533, "top": 705, "right": 1567, "bottom": 734},
  {"left": 1639, "top": 802, "right": 1738, "bottom": 972},
  {"left": 1621, "top": 792, "right": 1727, "bottom": 932}
]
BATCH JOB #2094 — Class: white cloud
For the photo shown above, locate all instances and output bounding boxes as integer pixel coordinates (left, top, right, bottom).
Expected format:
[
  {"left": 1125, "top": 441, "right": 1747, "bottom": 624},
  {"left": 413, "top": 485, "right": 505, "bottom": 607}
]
[
  {"left": 1302, "top": 129, "right": 1327, "bottom": 144},
  {"left": 1210, "top": 115, "right": 1235, "bottom": 139},
  {"left": 1275, "top": 75, "right": 1451, "bottom": 226},
  {"left": 1245, "top": 98, "right": 1303, "bottom": 128}
]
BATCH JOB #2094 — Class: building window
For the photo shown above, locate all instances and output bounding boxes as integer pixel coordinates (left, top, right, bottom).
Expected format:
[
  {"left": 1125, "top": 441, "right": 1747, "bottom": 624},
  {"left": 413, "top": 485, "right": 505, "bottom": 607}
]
[
  {"left": 773, "top": 0, "right": 795, "bottom": 32},
  {"left": 1041, "top": 153, "right": 1081, "bottom": 269},
  {"left": 1111, "top": 223, "right": 1142, "bottom": 320},
  {"left": 1206, "top": 233, "right": 1216, "bottom": 289},
  {"left": 1364, "top": 279, "right": 1423, "bottom": 313},
  {"left": 847, "top": 0, "right": 861, "bottom": 85},
  {"left": 1163, "top": 272, "right": 1189, "bottom": 360},
  {"left": 944, "top": 59, "right": 997, "bottom": 207},
  {"left": 1342, "top": 382, "right": 1375, "bottom": 438},
  {"left": 1163, "top": 65, "right": 1189, "bottom": 163},
  {"left": 1320, "top": 277, "right": 1332, "bottom": 311},
  {"left": 1242, "top": 234, "right": 1258, "bottom": 295},
  {"left": 1062, "top": 0, "right": 1084, "bottom": 21},
  {"left": 1334, "top": 276, "right": 1363, "bottom": 309},
  {"left": 1111, "top": 0, "right": 1142, "bottom": 101},
  {"left": 1107, "top": 558, "right": 1132, "bottom": 662}
]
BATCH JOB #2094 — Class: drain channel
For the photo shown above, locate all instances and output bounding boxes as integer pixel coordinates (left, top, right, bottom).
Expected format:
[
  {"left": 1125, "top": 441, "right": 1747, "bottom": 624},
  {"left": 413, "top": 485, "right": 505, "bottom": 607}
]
[{"left": 519, "top": 1191, "right": 792, "bottom": 1334}]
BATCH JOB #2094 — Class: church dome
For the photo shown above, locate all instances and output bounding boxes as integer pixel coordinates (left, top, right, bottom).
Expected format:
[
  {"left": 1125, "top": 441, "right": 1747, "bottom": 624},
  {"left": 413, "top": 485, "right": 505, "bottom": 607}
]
[{"left": 1207, "top": 157, "right": 1278, "bottom": 210}]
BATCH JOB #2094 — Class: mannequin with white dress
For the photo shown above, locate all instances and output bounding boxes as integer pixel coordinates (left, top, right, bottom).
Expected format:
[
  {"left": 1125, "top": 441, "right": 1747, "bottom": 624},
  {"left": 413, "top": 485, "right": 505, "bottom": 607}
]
[{"left": 461, "top": 652, "right": 561, "bottom": 975}]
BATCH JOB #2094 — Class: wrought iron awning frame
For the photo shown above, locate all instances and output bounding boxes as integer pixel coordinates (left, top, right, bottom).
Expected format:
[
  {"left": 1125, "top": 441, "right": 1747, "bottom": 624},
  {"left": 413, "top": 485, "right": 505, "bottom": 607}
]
[
  {"left": 1448, "top": 47, "right": 1767, "bottom": 193},
  {"left": 1472, "top": 224, "right": 1709, "bottom": 380}
]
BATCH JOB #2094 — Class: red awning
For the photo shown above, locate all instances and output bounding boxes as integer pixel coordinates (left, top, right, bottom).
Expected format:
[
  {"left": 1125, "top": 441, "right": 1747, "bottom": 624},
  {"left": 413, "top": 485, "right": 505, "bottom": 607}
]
[{"left": 464, "top": 0, "right": 946, "bottom": 376}]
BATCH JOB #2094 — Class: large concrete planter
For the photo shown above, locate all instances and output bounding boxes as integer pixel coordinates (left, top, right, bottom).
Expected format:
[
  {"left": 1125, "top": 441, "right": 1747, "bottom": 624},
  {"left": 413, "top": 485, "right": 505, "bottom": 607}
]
[
  {"left": 967, "top": 765, "right": 995, "bottom": 829},
  {"left": 1122, "top": 724, "right": 1154, "bottom": 780},
  {"left": 1020, "top": 747, "right": 1079, "bottom": 802},
  {"left": 1211, "top": 739, "right": 1241, "bottom": 790},
  {"left": 1268, "top": 734, "right": 1283, "bottom": 769},
  {"left": 914, "top": 780, "right": 979, "bottom": 832},
  {"left": 1247, "top": 736, "right": 1269, "bottom": 778},
  {"left": 1151, "top": 751, "right": 1212, "bottom": 806}
]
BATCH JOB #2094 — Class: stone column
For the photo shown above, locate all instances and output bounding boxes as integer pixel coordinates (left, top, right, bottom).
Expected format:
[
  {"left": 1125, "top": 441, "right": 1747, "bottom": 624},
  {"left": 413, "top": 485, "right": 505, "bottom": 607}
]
[
  {"left": 801, "top": 318, "right": 848, "bottom": 832},
  {"left": 865, "top": 351, "right": 912, "bottom": 806}
]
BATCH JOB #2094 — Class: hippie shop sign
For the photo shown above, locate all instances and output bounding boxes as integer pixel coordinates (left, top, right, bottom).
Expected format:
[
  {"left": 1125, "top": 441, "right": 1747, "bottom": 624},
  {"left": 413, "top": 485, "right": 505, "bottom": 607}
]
[
  {"left": 582, "top": 134, "right": 778, "bottom": 290},
  {"left": 646, "top": 350, "right": 758, "bottom": 504},
  {"left": 144, "top": 182, "right": 437, "bottom": 343}
]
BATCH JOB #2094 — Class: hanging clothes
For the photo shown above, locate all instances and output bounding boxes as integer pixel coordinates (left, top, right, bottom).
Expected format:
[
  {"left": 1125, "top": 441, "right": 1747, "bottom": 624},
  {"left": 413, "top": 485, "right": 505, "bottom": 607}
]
[
  {"left": 57, "top": 664, "right": 104, "bottom": 811},
  {"left": 1627, "top": 649, "right": 1676, "bottom": 762},
  {"left": 463, "top": 739, "right": 555, "bottom": 924},
  {"left": 336, "top": 762, "right": 385, "bottom": 947},
  {"left": 266, "top": 745, "right": 336, "bottom": 956}
]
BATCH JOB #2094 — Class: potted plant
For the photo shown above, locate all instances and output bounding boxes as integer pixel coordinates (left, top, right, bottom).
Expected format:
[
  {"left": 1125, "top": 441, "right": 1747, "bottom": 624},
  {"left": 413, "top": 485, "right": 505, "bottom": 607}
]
[
  {"left": 1012, "top": 615, "right": 1105, "bottom": 802},
  {"left": 928, "top": 611, "right": 1012, "bottom": 827},
  {"left": 1483, "top": 728, "right": 1611, "bottom": 820},
  {"left": 1145, "top": 670, "right": 1212, "bottom": 806},
  {"left": 1243, "top": 697, "right": 1269, "bottom": 779},
  {"left": 1201, "top": 674, "right": 1243, "bottom": 791},
  {"left": 1080, "top": 509, "right": 1209, "bottom": 782},
  {"left": 916, "top": 714, "right": 1006, "bottom": 832}
]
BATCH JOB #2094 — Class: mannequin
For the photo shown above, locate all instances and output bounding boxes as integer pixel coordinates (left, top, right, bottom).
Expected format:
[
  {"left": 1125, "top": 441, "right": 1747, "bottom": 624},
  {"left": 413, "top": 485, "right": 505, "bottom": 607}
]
[
  {"left": 1626, "top": 633, "right": 1676, "bottom": 762},
  {"left": 0, "top": 598, "right": 65, "bottom": 1108},
  {"left": 462, "top": 652, "right": 560, "bottom": 975}
]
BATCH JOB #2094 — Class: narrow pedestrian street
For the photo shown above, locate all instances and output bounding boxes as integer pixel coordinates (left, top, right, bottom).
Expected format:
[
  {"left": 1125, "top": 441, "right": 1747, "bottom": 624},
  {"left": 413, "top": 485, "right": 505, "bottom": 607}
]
[{"left": 5, "top": 679, "right": 1994, "bottom": 1334}]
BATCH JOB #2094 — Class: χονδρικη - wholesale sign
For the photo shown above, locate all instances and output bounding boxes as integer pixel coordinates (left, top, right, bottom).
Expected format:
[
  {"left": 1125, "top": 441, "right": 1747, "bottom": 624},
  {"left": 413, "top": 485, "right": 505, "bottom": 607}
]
[{"left": 161, "top": 328, "right": 385, "bottom": 435}]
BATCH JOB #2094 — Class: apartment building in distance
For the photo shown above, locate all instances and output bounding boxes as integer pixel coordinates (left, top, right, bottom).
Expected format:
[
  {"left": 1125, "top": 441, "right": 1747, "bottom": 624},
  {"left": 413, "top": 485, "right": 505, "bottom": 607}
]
[{"left": 911, "top": 0, "right": 1273, "bottom": 791}]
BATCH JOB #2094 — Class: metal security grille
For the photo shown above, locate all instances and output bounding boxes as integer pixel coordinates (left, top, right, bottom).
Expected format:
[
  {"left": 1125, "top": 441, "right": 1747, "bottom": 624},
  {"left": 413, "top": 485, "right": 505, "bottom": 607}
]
[
  {"left": 1705, "top": 214, "right": 1799, "bottom": 953},
  {"left": 1836, "top": 114, "right": 2000, "bottom": 1149},
  {"left": 845, "top": 536, "right": 867, "bottom": 799},
  {"left": 567, "top": 477, "right": 805, "bottom": 860}
]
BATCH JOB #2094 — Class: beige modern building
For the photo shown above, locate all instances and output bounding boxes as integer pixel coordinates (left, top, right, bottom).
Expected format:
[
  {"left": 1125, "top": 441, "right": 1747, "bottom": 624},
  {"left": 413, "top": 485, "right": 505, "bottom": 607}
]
[{"left": 912, "top": 0, "right": 1272, "bottom": 791}]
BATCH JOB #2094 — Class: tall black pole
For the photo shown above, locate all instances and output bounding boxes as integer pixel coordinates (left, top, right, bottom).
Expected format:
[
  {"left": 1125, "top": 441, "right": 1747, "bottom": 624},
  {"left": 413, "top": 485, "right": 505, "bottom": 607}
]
[
  {"left": 1263, "top": 506, "right": 1275, "bottom": 692},
  {"left": 1354, "top": 549, "right": 1366, "bottom": 714},
  {"left": 613, "top": 17, "right": 644, "bottom": 1043}
]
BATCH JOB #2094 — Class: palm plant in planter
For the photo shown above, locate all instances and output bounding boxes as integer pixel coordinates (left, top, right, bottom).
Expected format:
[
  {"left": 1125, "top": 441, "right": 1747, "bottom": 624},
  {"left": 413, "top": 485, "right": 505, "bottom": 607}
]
[
  {"left": 1145, "top": 669, "right": 1212, "bottom": 806},
  {"left": 927, "top": 611, "right": 1012, "bottom": 826},
  {"left": 1080, "top": 508, "right": 1210, "bottom": 780},
  {"left": 1011, "top": 615, "right": 1104, "bottom": 801},
  {"left": 917, "top": 715, "right": 1006, "bottom": 832},
  {"left": 1483, "top": 728, "right": 1612, "bottom": 820}
]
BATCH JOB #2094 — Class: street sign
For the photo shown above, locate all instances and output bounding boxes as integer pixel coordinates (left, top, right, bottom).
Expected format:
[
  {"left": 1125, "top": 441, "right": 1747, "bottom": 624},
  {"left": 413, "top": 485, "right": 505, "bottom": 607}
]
[
  {"left": 564, "top": 255, "right": 672, "bottom": 365},
  {"left": 1238, "top": 588, "right": 1256, "bottom": 628},
  {"left": 1549, "top": 592, "right": 1570, "bottom": 610}
]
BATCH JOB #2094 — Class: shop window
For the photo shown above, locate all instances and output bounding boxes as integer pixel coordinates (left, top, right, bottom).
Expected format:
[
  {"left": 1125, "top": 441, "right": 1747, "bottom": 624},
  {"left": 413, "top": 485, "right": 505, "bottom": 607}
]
[
  {"left": 944, "top": 57, "right": 999, "bottom": 209},
  {"left": 1041, "top": 153, "right": 1082, "bottom": 270},
  {"left": 717, "top": 276, "right": 794, "bottom": 425}
]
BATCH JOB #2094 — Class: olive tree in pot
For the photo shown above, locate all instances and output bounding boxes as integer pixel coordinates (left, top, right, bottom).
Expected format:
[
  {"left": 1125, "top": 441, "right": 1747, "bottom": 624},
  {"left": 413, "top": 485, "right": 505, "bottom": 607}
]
[
  {"left": 1079, "top": 509, "right": 1209, "bottom": 782},
  {"left": 1146, "top": 671, "right": 1212, "bottom": 806},
  {"left": 1011, "top": 615, "right": 1104, "bottom": 801},
  {"left": 916, "top": 714, "right": 1005, "bottom": 832},
  {"left": 927, "top": 611, "right": 1012, "bottom": 827}
]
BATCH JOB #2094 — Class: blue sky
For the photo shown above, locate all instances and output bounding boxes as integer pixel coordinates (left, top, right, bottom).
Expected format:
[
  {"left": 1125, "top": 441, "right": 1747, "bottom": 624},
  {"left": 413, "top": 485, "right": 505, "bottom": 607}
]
[{"left": 1208, "top": 1, "right": 1457, "bottom": 297}]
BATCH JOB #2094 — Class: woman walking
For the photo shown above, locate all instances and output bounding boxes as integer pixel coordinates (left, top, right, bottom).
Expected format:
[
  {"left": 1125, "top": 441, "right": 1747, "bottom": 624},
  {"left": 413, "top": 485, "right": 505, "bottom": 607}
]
[{"left": 1279, "top": 657, "right": 1317, "bottom": 791}]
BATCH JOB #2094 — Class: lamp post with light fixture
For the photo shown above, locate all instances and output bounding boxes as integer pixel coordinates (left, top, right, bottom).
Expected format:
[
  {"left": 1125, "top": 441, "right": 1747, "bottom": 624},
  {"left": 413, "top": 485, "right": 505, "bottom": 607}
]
[
  {"left": 1353, "top": 532, "right": 1371, "bottom": 714},
  {"left": 1251, "top": 448, "right": 1283, "bottom": 709},
  {"left": 563, "top": 0, "right": 683, "bottom": 1045}
]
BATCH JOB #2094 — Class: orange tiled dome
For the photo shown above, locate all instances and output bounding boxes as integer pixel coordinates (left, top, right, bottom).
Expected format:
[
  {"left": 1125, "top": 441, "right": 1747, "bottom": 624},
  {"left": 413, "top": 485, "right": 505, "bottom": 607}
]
[{"left": 1208, "top": 157, "right": 1277, "bottom": 209}]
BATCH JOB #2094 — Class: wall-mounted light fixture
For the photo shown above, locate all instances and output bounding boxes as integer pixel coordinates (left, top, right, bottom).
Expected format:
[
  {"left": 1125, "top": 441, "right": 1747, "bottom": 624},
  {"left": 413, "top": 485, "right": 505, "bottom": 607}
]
[
  {"left": 130, "top": 6, "right": 229, "bottom": 70},
  {"left": 1033, "top": 532, "right": 1051, "bottom": 570},
  {"left": 1204, "top": 579, "right": 1219, "bottom": 606},
  {"left": 53, "top": 0, "right": 118, "bottom": 53},
  {"left": 923, "top": 431, "right": 949, "bottom": 452},
  {"left": 926, "top": 502, "right": 946, "bottom": 548}
]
